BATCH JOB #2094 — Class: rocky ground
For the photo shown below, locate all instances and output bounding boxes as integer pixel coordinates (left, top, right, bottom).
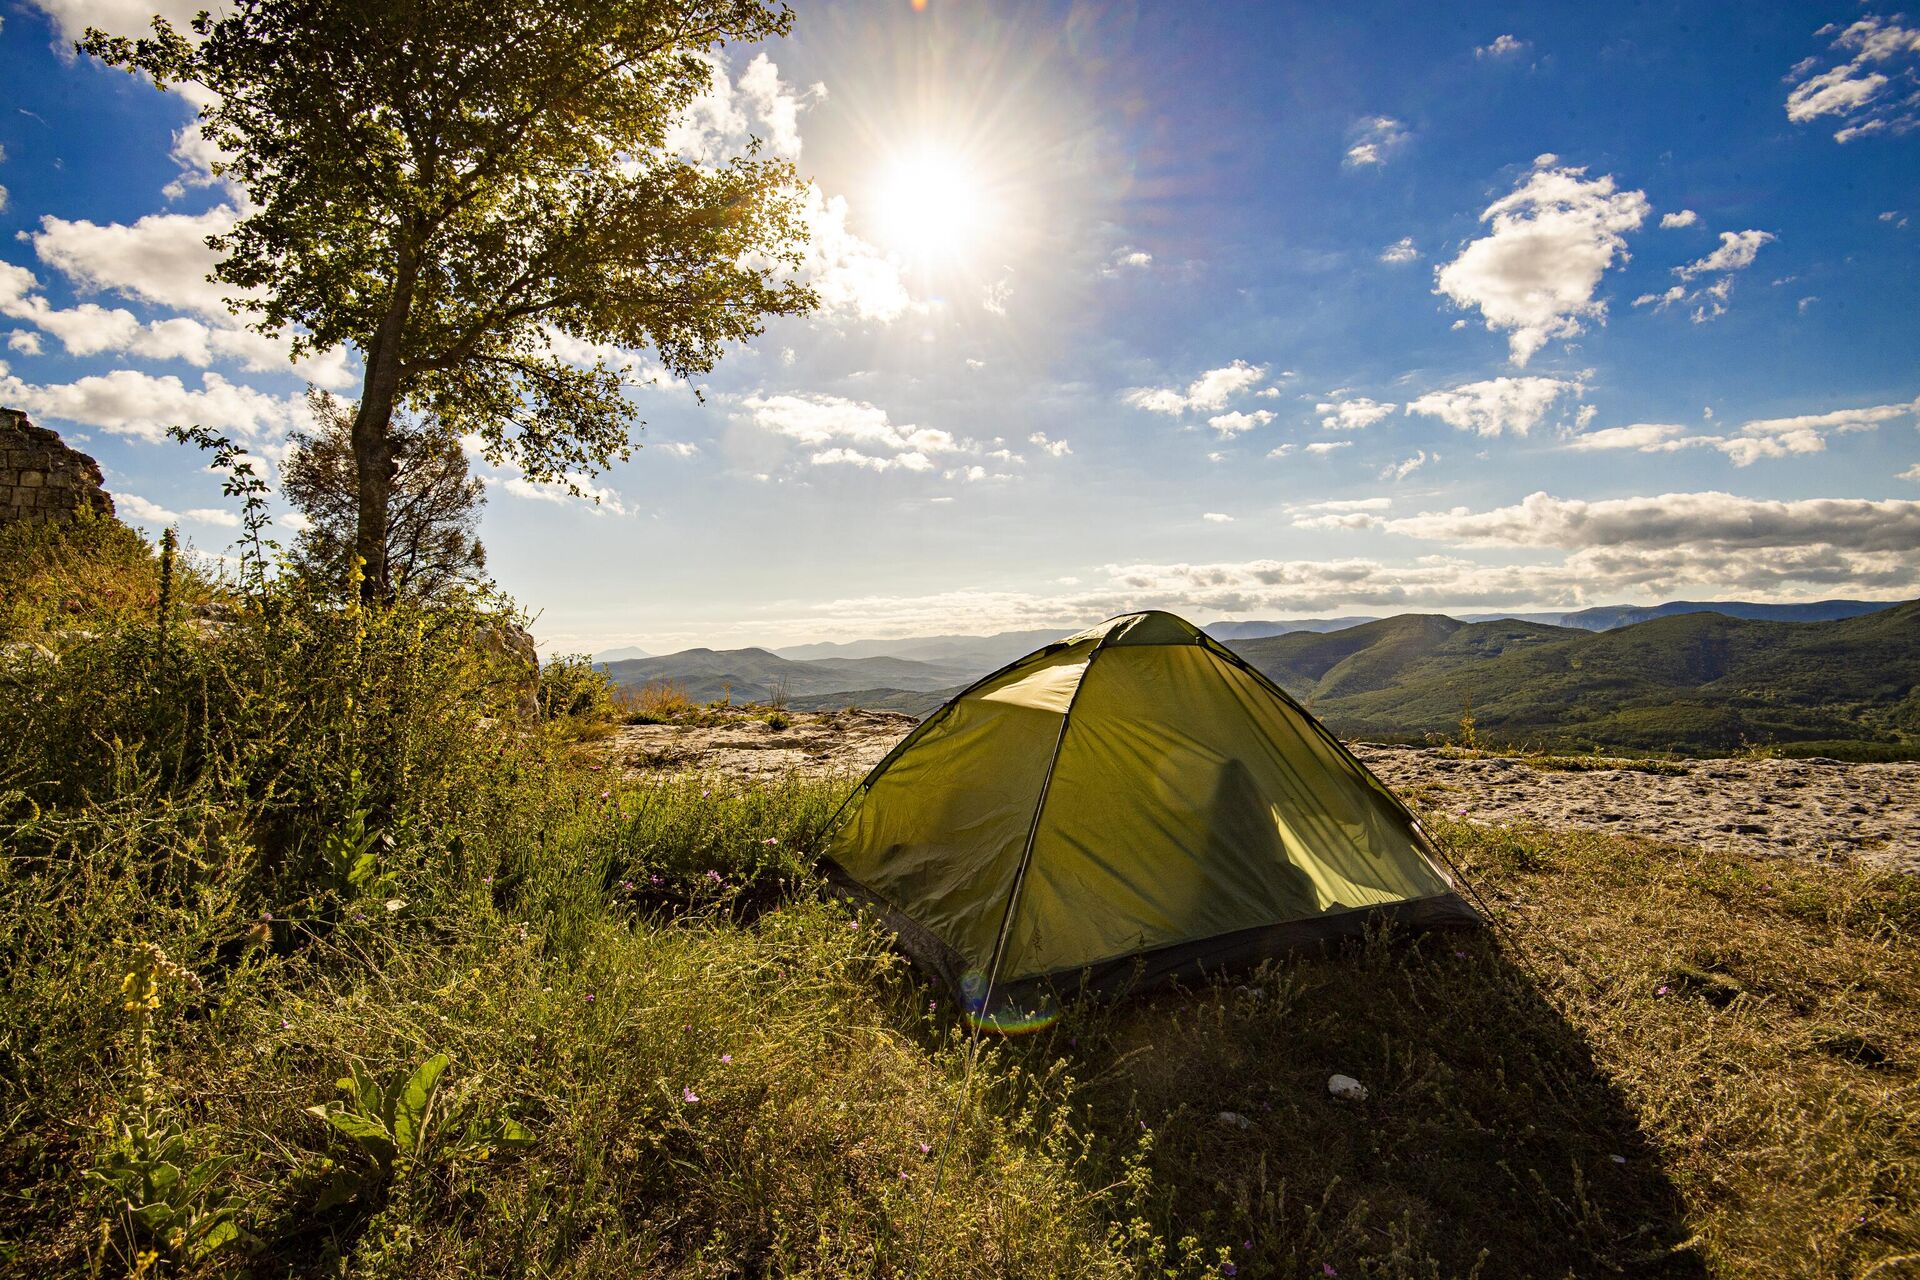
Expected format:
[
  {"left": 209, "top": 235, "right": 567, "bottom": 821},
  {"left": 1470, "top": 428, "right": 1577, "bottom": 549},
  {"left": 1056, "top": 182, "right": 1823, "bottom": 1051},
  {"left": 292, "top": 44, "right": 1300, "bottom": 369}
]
[
  {"left": 1351, "top": 744, "right": 1918, "bottom": 873},
  {"left": 612, "top": 709, "right": 1919, "bottom": 873},
  {"left": 613, "top": 708, "right": 914, "bottom": 781}
]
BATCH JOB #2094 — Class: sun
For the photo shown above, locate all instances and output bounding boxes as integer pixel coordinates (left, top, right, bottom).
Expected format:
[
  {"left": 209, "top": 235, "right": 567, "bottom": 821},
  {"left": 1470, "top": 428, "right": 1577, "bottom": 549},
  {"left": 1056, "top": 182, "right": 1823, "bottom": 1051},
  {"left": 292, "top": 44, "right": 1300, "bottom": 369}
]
[{"left": 868, "top": 143, "right": 994, "bottom": 266}]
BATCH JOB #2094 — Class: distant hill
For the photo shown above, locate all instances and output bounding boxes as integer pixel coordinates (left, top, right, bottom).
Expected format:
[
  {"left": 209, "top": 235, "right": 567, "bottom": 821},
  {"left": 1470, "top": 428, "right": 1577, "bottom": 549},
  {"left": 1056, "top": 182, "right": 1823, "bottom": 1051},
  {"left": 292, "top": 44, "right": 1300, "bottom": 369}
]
[
  {"left": 608, "top": 600, "right": 1917, "bottom": 753},
  {"left": 775, "top": 628, "right": 1070, "bottom": 671},
  {"left": 1548, "top": 599, "right": 1896, "bottom": 631},
  {"left": 594, "top": 645, "right": 651, "bottom": 662},
  {"left": 599, "top": 647, "right": 974, "bottom": 705},
  {"left": 1226, "top": 604, "right": 1920, "bottom": 752},
  {"left": 760, "top": 599, "right": 1900, "bottom": 669}
]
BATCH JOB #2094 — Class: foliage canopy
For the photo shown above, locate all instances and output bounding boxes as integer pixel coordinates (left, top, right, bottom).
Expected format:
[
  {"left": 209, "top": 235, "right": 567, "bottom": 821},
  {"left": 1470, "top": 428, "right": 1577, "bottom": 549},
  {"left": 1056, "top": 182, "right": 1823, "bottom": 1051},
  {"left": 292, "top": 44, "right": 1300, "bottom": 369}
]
[{"left": 83, "top": 0, "right": 818, "bottom": 597}]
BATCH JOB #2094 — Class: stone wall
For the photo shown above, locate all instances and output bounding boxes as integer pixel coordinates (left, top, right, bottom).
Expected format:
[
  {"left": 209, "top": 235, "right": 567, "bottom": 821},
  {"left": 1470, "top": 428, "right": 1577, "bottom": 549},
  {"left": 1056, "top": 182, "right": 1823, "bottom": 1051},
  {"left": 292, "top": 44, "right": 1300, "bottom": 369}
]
[{"left": 0, "top": 408, "right": 115, "bottom": 527}]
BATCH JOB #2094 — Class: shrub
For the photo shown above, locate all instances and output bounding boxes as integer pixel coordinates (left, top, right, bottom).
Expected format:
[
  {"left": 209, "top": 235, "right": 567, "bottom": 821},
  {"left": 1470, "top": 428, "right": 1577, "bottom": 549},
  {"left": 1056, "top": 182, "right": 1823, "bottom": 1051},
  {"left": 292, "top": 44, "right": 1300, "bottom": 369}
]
[
  {"left": 620, "top": 677, "right": 697, "bottom": 724},
  {"left": 537, "top": 652, "right": 618, "bottom": 738}
]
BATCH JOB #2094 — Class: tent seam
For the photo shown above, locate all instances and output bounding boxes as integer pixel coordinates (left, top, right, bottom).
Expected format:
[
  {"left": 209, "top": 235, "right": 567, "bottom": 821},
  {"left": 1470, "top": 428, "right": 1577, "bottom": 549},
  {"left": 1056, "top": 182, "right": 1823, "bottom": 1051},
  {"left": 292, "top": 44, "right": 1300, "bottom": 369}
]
[{"left": 976, "top": 628, "right": 1116, "bottom": 1002}]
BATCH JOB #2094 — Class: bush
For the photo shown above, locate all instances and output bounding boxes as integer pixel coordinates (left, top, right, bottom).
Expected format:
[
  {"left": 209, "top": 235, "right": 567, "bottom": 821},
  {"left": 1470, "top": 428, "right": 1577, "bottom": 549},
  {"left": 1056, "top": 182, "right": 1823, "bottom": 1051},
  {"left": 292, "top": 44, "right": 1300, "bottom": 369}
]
[{"left": 537, "top": 653, "right": 618, "bottom": 737}]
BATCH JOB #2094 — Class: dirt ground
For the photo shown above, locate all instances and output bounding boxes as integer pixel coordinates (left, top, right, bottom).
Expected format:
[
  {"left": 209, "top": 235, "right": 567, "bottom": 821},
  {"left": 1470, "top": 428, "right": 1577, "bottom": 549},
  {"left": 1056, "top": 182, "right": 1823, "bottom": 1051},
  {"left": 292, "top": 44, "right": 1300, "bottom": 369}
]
[{"left": 612, "top": 709, "right": 1919, "bottom": 873}]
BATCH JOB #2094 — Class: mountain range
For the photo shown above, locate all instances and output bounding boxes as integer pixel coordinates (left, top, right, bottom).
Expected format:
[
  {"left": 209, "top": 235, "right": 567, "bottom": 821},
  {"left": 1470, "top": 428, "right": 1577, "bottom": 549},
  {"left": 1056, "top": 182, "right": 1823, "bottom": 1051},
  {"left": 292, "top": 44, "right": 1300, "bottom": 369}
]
[
  {"left": 595, "top": 598, "right": 1917, "bottom": 754},
  {"left": 596, "top": 599, "right": 1897, "bottom": 670},
  {"left": 1226, "top": 605, "right": 1918, "bottom": 752}
]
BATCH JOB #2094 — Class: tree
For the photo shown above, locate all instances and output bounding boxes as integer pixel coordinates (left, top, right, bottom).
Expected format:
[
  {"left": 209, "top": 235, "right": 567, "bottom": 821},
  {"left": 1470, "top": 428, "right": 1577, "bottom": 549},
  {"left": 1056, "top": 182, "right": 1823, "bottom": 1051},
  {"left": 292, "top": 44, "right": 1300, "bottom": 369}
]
[
  {"left": 283, "top": 391, "right": 487, "bottom": 600},
  {"left": 84, "top": 0, "right": 816, "bottom": 601}
]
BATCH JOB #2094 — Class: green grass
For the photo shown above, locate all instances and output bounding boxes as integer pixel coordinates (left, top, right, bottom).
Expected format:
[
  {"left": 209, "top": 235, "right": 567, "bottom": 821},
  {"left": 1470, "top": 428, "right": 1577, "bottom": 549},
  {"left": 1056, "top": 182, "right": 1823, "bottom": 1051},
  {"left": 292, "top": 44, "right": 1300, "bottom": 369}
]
[{"left": 3, "top": 533, "right": 1916, "bottom": 1278}]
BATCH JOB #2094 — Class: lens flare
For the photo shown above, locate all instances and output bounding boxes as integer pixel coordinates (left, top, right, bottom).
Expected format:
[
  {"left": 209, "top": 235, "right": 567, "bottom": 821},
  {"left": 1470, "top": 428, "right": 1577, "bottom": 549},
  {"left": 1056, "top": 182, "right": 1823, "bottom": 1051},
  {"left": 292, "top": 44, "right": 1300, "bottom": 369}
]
[{"left": 958, "top": 971, "right": 1062, "bottom": 1034}]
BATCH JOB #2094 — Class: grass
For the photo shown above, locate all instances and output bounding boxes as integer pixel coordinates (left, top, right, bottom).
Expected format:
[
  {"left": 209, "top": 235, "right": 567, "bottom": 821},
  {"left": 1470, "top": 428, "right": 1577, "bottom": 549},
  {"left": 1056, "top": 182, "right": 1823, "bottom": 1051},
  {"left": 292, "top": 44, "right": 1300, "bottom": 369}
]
[{"left": 3, "top": 528, "right": 1916, "bottom": 1277}]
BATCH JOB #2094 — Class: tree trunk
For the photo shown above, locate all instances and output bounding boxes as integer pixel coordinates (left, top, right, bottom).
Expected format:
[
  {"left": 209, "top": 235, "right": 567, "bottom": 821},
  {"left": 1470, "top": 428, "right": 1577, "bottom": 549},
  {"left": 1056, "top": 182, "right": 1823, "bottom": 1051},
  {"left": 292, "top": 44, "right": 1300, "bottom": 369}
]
[{"left": 352, "top": 250, "right": 420, "bottom": 604}]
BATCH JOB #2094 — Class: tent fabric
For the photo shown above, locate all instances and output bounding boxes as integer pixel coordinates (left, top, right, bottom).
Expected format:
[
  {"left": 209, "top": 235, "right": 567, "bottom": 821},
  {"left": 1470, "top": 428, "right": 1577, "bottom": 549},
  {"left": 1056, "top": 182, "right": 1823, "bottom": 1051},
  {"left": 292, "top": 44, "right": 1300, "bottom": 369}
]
[{"left": 822, "top": 611, "right": 1477, "bottom": 1007}]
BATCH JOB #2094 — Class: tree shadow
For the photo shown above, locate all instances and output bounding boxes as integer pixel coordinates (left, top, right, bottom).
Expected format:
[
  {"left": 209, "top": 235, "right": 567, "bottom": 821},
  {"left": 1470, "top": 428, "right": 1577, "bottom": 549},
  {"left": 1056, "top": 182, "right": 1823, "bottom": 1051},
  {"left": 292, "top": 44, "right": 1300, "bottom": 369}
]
[{"left": 1036, "top": 930, "right": 1708, "bottom": 1279}]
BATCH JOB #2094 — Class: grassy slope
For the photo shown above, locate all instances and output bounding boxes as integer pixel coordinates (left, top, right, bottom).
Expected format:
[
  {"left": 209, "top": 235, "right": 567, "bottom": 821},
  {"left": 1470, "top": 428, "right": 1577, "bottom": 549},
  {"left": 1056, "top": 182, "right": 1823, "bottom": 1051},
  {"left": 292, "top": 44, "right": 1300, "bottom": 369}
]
[
  {"left": 5, "top": 532, "right": 1916, "bottom": 1278},
  {"left": 1229, "top": 604, "right": 1920, "bottom": 752},
  {"left": 7, "top": 762, "right": 1917, "bottom": 1276}
]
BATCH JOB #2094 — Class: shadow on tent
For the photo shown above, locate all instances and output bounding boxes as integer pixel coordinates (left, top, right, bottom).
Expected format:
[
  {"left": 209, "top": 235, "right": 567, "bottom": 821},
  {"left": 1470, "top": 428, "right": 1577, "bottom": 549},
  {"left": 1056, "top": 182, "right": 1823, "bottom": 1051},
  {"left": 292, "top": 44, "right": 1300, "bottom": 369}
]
[{"left": 1027, "top": 929, "right": 1708, "bottom": 1279}]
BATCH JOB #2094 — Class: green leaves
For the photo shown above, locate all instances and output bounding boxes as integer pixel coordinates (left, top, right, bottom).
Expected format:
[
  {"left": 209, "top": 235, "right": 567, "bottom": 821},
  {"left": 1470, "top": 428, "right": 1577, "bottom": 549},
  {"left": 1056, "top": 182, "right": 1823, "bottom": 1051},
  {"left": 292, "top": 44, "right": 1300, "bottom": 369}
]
[
  {"left": 307, "top": 1052, "right": 533, "bottom": 1211},
  {"left": 82, "top": 0, "right": 817, "bottom": 597},
  {"left": 392, "top": 1052, "right": 449, "bottom": 1155},
  {"left": 87, "top": 1116, "right": 245, "bottom": 1264}
]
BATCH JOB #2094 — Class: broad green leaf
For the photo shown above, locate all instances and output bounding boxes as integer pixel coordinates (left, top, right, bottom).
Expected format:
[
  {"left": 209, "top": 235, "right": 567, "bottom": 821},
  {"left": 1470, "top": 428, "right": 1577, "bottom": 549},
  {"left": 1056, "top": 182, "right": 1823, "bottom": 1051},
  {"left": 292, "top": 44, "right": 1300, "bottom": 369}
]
[
  {"left": 311, "top": 1104, "right": 395, "bottom": 1159},
  {"left": 392, "top": 1053, "right": 449, "bottom": 1155},
  {"left": 190, "top": 1216, "right": 239, "bottom": 1259},
  {"left": 347, "top": 1061, "right": 382, "bottom": 1116},
  {"left": 146, "top": 1162, "right": 181, "bottom": 1198}
]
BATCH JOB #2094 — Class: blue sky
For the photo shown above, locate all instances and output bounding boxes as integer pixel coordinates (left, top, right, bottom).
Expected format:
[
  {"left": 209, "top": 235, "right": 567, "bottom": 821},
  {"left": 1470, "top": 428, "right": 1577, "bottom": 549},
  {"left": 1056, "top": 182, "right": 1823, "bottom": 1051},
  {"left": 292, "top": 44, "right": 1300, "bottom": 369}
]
[{"left": 2, "top": 0, "right": 1917, "bottom": 652}]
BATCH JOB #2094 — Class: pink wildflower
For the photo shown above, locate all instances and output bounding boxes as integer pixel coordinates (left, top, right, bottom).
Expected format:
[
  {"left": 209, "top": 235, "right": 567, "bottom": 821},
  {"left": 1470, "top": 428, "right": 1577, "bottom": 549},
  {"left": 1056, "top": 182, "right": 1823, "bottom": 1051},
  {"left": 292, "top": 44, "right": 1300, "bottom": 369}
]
[{"left": 683, "top": 1087, "right": 699, "bottom": 1103}]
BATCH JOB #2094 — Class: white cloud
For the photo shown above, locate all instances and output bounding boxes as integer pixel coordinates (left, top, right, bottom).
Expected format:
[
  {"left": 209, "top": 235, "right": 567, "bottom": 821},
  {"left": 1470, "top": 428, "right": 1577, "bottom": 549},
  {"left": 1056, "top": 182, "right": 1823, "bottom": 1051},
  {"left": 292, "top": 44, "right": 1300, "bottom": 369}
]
[
  {"left": 982, "top": 277, "right": 1012, "bottom": 316},
  {"left": 1784, "top": 16, "right": 1920, "bottom": 141},
  {"left": 1290, "top": 496, "right": 1392, "bottom": 530},
  {"left": 654, "top": 441, "right": 701, "bottom": 458},
  {"left": 1294, "top": 497, "right": 1393, "bottom": 513},
  {"left": 30, "top": 207, "right": 245, "bottom": 321},
  {"left": 1405, "top": 375, "right": 1582, "bottom": 436},
  {"left": 461, "top": 434, "right": 632, "bottom": 515},
  {"left": 1380, "top": 451, "right": 1431, "bottom": 480},
  {"left": 1660, "top": 209, "right": 1700, "bottom": 229},
  {"left": 1900, "top": 463, "right": 1920, "bottom": 482},
  {"left": 1433, "top": 158, "right": 1649, "bottom": 364},
  {"left": 1207, "top": 409, "right": 1276, "bottom": 437},
  {"left": 1202, "top": 512, "right": 1234, "bottom": 523},
  {"left": 1676, "top": 229, "right": 1775, "bottom": 279},
  {"left": 1477, "top": 34, "right": 1528, "bottom": 58},
  {"left": 1304, "top": 441, "right": 1351, "bottom": 456},
  {"left": 1717, "top": 400, "right": 1916, "bottom": 465},
  {"left": 737, "top": 53, "right": 818, "bottom": 160},
  {"left": 0, "top": 367, "right": 305, "bottom": 443},
  {"left": 1344, "top": 116, "right": 1410, "bottom": 167},
  {"left": 1266, "top": 444, "right": 1295, "bottom": 459},
  {"left": 503, "top": 473, "right": 630, "bottom": 515},
  {"left": 736, "top": 392, "right": 974, "bottom": 479},
  {"left": 8, "top": 331, "right": 42, "bottom": 356},
  {"left": 811, "top": 447, "right": 933, "bottom": 473},
  {"left": 25, "top": 0, "right": 205, "bottom": 41},
  {"left": 1567, "top": 401, "right": 1918, "bottom": 465},
  {"left": 117, "top": 493, "right": 180, "bottom": 524},
  {"left": 1384, "top": 490, "right": 1920, "bottom": 555},
  {"left": 1564, "top": 422, "right": 1705, "bottom": 452},
  {"left": 1379, "top": 237, "right": 1420, "bottom": 264},
  {"left": 16, "top": 210, "right": 357, "bottom": 387},
  {"left": 1124, "top": 360, "right": 1267, "bottom": 416},
  {"left": 794, "top": 185, "right": 911, "bottom": 323},
  {"left": 1102, "top": 247, "right": 1153, "bottom": 276},
  {"left": 184, "top": 506, "right": 241, "bottom": 528},
  {"left": 665, "top": 51, "right": 820, "bottom": 165},
  {"left": 1028, "top": 431, "right": 1072, "bottom": 457},
  {"left": 1315, "top": 397, "right": 1396, "bottom": 431}
]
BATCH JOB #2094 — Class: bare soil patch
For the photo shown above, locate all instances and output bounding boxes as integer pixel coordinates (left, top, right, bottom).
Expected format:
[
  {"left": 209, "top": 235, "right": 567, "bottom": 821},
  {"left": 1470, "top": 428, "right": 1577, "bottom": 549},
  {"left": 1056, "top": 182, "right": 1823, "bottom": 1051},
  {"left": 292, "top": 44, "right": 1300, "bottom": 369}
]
[
  {"left": 612, "top": 708, "right": 1919, "bottom": 872},
  {"left": 611, "top": 707, "right": 914, "bottom": 781}
]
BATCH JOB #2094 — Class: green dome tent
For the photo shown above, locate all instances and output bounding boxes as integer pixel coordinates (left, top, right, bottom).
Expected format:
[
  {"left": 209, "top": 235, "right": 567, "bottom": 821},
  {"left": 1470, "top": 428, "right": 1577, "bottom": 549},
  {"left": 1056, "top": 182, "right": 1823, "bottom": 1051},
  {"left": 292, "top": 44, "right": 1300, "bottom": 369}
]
[{"left": 823, "top": 610, "right": 1478, "bottom": 1017}]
